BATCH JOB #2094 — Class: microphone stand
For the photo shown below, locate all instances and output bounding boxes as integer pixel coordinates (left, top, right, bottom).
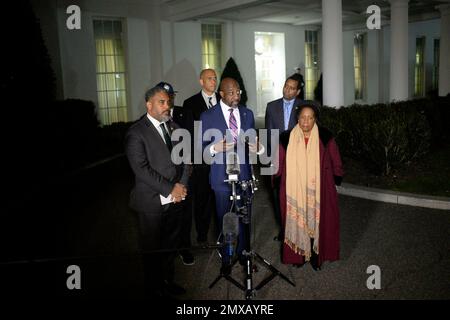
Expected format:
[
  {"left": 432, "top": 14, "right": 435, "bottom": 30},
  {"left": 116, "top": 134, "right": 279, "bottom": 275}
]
[{"left": 209, "top": 140, "right": 295, "bottom": 300}]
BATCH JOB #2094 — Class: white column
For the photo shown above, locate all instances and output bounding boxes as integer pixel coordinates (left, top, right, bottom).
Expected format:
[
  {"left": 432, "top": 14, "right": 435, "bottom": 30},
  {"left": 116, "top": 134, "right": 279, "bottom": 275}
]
[
  {"left": 389, "top": 0, "right": 409, "bottom": 101},
  {"left": 223, "top": 21, "right": 235, "bottom": 63},
  {"left": 322, "top": 0, "right": 344, "bottom": 107},
  {"left": 438, "top": 4, "right": 450, "bottom": 97}
]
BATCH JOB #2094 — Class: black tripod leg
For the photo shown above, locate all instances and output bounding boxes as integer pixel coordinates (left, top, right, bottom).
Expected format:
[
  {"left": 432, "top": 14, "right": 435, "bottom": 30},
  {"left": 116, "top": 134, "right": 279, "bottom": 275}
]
[
  {"left": 243, "top": 257, "right": 255, "bottom": 299},
  {"left": 254, "top": 252, "right": 296, "bottom": 287},
  {"left": 225, "top": 275, "right": 246, "bottom": 291},
  {"left": 208, "top": 274, "right": 223, "bottom": 289}
]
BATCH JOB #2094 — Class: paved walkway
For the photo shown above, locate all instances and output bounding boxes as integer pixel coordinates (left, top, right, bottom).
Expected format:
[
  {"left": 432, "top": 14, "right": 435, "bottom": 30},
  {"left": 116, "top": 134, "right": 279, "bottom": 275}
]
[{"left": 1, "top": 156, "right": 449, "bottom": 300}]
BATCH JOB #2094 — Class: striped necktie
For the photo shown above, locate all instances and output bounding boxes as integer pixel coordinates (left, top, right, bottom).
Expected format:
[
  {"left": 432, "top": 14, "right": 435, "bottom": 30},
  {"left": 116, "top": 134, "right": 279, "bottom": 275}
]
[{"left": 228, "top": 108, "right": 238, "bottom": 142}]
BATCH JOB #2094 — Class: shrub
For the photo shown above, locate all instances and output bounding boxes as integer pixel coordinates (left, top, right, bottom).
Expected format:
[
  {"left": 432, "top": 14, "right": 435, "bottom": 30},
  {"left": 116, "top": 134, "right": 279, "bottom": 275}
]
[
  {"left": 220, "top": 57, "right": 248, "bottom": 106},
  {"left": 321, "top": 101, "right": 432, "bottom": 176}
]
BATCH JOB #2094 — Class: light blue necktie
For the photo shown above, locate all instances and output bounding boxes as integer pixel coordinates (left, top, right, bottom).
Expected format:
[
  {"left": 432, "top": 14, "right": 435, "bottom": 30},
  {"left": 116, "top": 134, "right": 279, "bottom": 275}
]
[{"left": 283, "top": 101, "right": 291, "bottom": 131}]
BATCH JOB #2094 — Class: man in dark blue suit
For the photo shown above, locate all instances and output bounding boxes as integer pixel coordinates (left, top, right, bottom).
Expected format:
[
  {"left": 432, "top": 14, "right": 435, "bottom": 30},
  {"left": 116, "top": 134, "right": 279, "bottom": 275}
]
[
  {"left": 264, "top": 74, "right": 304, "bottom": 241},
  {"left": 200, "top": 78, "right": 262, "bottom": 271}
]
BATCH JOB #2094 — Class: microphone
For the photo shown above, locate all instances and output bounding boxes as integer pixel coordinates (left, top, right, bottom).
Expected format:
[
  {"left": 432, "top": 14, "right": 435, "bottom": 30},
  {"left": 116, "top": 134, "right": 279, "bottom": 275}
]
[
  {"left": 226, "top": 151, "right": 240, "bottom": 175},
  {"left": 223, "top": 211, "right": 239, "bottom": 264}
]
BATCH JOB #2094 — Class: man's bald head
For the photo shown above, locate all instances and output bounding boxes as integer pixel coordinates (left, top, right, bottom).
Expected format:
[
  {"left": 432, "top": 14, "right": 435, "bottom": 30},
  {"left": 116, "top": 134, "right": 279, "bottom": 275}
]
[
  {"left": 219, "top": 77, "right": 241, "bottom": 108},
  {"left": 199, "top": 69, "right": 217, "bottom": 95}
]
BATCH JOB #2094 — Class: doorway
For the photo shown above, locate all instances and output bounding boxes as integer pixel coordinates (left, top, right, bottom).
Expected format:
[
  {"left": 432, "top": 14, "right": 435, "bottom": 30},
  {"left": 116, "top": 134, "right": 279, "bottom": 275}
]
[{"left": 255, "top": 32, "right": 286, "bottom": 117}]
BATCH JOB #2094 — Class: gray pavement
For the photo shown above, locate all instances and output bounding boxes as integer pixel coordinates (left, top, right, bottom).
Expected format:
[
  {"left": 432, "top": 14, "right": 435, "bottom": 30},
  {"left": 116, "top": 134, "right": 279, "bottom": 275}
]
[{"left": 3, "top": 157, "right": 448, "bottom": 300}]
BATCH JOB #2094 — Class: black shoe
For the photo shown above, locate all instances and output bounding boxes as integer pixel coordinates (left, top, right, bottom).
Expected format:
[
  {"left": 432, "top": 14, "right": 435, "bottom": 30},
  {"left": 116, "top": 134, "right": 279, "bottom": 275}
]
[
  {"left": 310, "top": 253, "right": 321, "bottom": 271},
  {"left": 309, "top": 238, "right": 321, "bottom": 271},
  {"left": 163, "top": 280, "right": 186, "bottom": 296},
  {"left": 180, "top": 250, "right": 195, "bottom": 266}
]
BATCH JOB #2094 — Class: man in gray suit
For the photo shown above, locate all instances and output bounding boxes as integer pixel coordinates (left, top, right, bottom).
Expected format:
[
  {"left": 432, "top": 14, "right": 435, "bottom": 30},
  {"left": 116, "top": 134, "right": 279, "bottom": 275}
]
[
  {"left": 264, "top": 74, "right": 304, "bottom": 241},
  {"left": 125, "top": 85, "right": 190, "bottom": 298}
]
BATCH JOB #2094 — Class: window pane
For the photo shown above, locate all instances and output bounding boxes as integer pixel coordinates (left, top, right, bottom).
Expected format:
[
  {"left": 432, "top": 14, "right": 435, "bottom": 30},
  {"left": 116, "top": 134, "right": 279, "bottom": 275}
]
[
  {"left": 95, "top": 39, "right": 104, "bottom": 55},
  {"left": 115, "top": 74, "right": 125, "bottom": 90},
  {"left": 105, "top": 55, "right": 116, "bottom": 72},
  {"left": 97, "top": 91, "right": 107, "bottom": 108},
  {"left": 103, "top": 20, "right": 113, "bottom": 38},
  {"left": 117, "top": 90, "right": 127, "bottom": 107},
  {"left": 115, "top": 56, "right": 125, "bottom": 72},
  {"left": 98, "top": 108, "right": 108, "bottom": 125},
  {"left": 119, "top": 107, "right": 127, "bottom": 122},
  {"left": 107, "top": 91, "right": 117, "bottom": 108},
  {"left": 114, "top": 39, "right": 123, "bottom": 56},
  {"left": 97, "top": 74, "right": 106, "bottom": 91}
]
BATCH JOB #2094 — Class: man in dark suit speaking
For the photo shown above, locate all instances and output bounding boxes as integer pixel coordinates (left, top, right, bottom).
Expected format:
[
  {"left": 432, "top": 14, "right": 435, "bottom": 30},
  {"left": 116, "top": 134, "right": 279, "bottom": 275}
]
[
  {"left": 201, "top": 77, "right": 263, "bottom": 270},
  {"left": 125, "top": 85, "right": 190, "bottom": 298}
]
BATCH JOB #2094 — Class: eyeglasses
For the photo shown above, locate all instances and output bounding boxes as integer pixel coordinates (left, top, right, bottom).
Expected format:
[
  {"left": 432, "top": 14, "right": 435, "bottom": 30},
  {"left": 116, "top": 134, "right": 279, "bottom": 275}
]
[{"left": 225, "top": 90, "right": 242, "bottom": 97}]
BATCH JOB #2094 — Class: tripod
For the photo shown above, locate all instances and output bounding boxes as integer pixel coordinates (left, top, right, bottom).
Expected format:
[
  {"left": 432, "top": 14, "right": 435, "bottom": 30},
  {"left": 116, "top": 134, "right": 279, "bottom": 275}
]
[{"left": 209, "top": 177, "right": 295, "bottom": 300}]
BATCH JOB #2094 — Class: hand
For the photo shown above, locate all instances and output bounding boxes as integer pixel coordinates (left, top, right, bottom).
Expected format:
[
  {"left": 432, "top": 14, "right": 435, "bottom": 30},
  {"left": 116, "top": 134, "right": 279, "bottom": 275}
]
[
  {"left": 248, "top": 137, "right": 262, "bottom": 153},
  {"left": 171, "top": 183, "right": 187, "bottom": 203},
  {"left": 213, "top": 139, "right": 235, "bottom": 153}
]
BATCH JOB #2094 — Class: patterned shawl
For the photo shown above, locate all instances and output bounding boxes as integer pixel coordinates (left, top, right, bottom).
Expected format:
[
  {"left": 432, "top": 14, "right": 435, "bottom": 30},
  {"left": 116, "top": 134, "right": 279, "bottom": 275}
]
[{"left": 285, "top": 123, "right": 321, "bottom": 261}]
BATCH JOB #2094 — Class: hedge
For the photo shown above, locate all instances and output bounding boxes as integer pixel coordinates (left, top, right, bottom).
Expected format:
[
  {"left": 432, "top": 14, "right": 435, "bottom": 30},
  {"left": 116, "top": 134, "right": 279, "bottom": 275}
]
[{"left": 319, "top": 96, "right": 450, "bottom": 176}]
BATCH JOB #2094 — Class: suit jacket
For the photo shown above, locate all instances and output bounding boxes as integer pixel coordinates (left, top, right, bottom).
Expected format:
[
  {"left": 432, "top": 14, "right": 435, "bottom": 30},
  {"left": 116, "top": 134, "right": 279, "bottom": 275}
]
[
  {"left": 172, "top": 105, "right": 194, "bottom": 133},
  {"left": 125, "top": 114, "right": 190, "bottom": 213},
  {"left": 200, "top": 103, "right": 255, "bottom": 191},
  {"left": 183, "top": 91, "right": 221, "bottom": 165},
  {"left": 182, "top": 91, "right": 221, "bottom": 121},
  {"left": 265, "top": 97, "right": 304, "bottom": 155}
]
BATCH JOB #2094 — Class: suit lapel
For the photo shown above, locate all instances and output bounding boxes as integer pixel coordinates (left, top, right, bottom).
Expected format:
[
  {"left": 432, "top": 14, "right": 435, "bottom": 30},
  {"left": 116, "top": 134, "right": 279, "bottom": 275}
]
[
  {"left": 214, "top": 104, "right": 228, "bottom": 134},
  {"left": 143, "top": 116, "right": 170, "bottom": 156},
  {"left": 239, "top": 106, "right": 248, "bottom": 131},
  {"left": 197, "top": 92, "right": 208, "bottom": 112},
  {"left": 289, "top": 98, "right": 301, "bottom": 129},
  {"left": 276, "top": 99, "right": 285, "bottom": 130}
]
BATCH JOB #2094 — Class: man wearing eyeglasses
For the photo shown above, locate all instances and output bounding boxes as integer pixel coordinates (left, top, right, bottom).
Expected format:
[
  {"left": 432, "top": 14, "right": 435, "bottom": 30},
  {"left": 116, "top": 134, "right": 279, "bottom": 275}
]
[{"left": 200, "top": 77, "right": 263, "bottom": 272}]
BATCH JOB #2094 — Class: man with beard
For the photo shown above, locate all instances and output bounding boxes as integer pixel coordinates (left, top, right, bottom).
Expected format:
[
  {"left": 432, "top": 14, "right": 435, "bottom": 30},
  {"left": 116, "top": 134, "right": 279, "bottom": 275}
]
[
  {"left": 125, "top": 85, "right": 190, "bottom": 298},
  {"left": 201, "top": 77, "right": 262, "bottom": 273}
]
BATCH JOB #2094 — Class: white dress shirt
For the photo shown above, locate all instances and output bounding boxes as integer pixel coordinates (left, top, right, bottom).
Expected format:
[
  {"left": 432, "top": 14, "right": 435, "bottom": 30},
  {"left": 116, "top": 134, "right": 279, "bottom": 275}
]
[
  {"left": 147, "top": 113, "right": 169, "bottom": 144},
  {"left": 201, "top": 90, "right": 217, "bottom": 109},
  {"left": 146, "top": 113, "right": 175, "bottom": 204},
  {"left": 210, "top": 101, "right": 264, "bottom": 155}
]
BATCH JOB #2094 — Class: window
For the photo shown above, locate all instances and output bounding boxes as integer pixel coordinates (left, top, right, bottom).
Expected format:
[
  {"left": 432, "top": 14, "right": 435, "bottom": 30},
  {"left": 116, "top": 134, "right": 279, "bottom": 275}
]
[
  {"left": 414, "top": 36, "right": 425, "bottom": 97},
  {"left": 93, "top": 19, "right": 128, "bottom": 125},
  {"left": 432, "top": 39, "right": 440, "bottom": 92},
  {"left": 304, "top": 30, "right": 319, "bottom": 100},
  {"left": 201, "top": 24, "right": 223, "bottom": 77},
  {"left": 354, "top": 33, "right": 366, "bottom": 101}
]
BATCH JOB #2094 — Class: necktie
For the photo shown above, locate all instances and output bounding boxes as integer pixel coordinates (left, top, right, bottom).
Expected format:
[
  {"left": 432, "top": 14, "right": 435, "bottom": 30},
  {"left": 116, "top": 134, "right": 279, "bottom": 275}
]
[
  {"left": 208, "top": 96, "right": 213, "bottom": 109},
  {"left": 228, "top": 108, "right": 238, "bottom": 143},
  {"left": 160, "top": 123, "right": 172, "bottom": 152},
  {"left": 284, "top": 101, "right": 290, "bottom": 131}
]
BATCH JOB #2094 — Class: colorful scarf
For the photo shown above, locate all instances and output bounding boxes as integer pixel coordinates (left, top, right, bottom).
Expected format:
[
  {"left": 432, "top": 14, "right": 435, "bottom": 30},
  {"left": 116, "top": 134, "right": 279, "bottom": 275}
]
[{"left": 285, "top": 123, "right": 321, "bottom": 261}]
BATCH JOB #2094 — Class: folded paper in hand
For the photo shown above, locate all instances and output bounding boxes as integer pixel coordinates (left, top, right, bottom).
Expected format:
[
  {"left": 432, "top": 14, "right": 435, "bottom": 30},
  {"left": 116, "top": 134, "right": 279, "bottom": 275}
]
[{"left": 160, "top": 194, "right": 185, "bottom": 205}]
